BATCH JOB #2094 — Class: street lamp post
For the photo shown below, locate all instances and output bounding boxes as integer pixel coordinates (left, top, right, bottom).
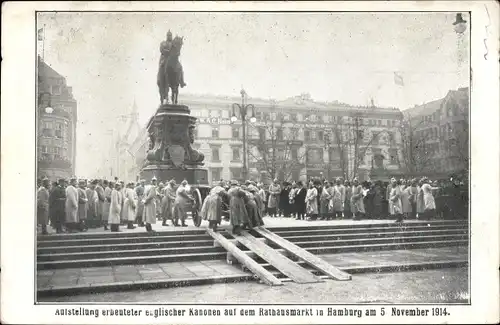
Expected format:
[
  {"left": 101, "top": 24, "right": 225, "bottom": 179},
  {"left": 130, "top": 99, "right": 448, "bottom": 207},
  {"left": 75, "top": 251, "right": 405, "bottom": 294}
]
[{"left": 231, "top": 89, "right": 256, "bottom": 181}]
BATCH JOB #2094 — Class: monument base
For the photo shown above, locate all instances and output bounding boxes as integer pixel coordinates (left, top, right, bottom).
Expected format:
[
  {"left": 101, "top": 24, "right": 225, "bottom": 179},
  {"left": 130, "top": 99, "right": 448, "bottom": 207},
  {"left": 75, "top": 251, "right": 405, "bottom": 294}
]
[{"left": 140, "top": 165, "right": 209, "bottom": 186}]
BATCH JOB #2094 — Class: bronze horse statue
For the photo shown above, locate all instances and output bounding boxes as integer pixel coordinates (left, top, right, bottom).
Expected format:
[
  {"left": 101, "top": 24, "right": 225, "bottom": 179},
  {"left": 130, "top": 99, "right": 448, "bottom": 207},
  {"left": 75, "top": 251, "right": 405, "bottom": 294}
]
[{"left": 158, "top": 36, "right": 186, "bottom": 105}]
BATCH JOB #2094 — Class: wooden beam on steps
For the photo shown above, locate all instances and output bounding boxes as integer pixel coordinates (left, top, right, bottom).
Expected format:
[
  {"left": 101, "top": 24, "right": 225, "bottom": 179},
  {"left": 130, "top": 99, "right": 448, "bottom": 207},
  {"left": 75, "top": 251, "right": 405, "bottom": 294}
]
[
  {"left": 206, "top": 229, "right": 282, "bottom": 286},
  {"left": 231, "top": 231, "right": 322, "bottom": 284},
  {"left": 255, "top": 227, "right": 352, "bottom": 281},
  {"left": 214, "top": 237, "right": 266, "bottom": 248}
]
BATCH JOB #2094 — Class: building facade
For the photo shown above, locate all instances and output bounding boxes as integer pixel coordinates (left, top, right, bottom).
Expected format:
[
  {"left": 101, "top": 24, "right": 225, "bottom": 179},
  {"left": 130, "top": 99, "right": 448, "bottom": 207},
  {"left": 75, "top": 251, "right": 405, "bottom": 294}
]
[
  {"left": 36, "top": 56, "right": 77, "bottom": 180},
  {"left": 401, "top": 87, "right": 469, "bottom": 178},
  {"left": 127, "top": 93, "right": 404, "bottom": 185}
]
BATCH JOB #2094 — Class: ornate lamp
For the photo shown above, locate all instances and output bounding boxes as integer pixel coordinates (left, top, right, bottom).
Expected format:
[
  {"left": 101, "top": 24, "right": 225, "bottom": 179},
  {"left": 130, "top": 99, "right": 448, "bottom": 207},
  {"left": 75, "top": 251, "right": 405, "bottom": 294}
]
[{"left": 453, "top": 13, "right": 467, "bottom": 35}]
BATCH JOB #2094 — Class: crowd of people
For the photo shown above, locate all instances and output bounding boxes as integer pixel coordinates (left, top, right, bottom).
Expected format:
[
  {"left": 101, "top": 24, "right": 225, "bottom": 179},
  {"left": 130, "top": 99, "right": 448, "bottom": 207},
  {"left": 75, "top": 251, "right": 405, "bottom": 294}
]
[
  {"left": 36, "top": 176, "right": 198, "bottom": 235},
  {"left": 37, "top": 174, "right": 467, "bottom": 235}
]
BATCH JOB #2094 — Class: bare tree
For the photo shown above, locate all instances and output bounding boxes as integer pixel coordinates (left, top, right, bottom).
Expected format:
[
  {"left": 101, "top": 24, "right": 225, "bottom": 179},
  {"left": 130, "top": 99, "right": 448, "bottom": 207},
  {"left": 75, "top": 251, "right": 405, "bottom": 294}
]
[
  {"left": 328, "top": 112, "right": 391, "bottom": 180},
  {"left": 398, "top": 115, "right": 436, "bottom": 175},
  {"left": 247, "top": 111, "right": 305, "bottom": 181}
]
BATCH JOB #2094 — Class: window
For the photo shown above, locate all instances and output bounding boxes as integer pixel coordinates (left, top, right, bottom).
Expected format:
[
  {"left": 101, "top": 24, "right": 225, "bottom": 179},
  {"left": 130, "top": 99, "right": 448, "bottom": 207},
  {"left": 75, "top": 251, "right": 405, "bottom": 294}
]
[
  {"left": 232, "top": 127, "right": 240, "bottom": 139},
  {"left": 311, "top": 131, "right": 317, "bottom": 140},
  {"left": 259, "top": 127, "right": 266, "bottom": 140},
  {"left": 357, "top": 130, "right": 364, "bottom": 140},
  {"left": 211, "top": 168, "right": 221, "bottom": 182},
  {"left": 291, "top": 148, "right": 298, "bottom": 159},
  {"left": 318, "top": 131, "right": 324, "bottom": 141},
  {"left": 211, "top": 147, "right": 220, "bottom": 162},
  {"left": 55, "top": 123, "right": 63, "bottom": 138},
  {"left": 377, "top": 120, "right": 382, "bottom": 126},
  {"left": 290, "top": 128, "right": 298, "bottom": 140},
  {"left": 276, "top": 128, "right": 283, "bottom": 141},
  {"left": 41, "top": 145, "right": 48, "bottom": 153},
  {"left": 232, "top": 147, "right": 240, "bottom": 161},
  {"left": 277, "top": 149, "right": 285, "bottom": 160},
  {"left": 51, "top": 85, "right": 61, "bottom": 95},
  {"left": 307, "top": 148, "right": 323, "bottom": 163},
  {"left": 230, "top": 168, "right": 242, "bottom": 180},
  {"left": 211, "top": 127, "right": 219, "bottom": 138},
  {"left": 389, "top": 149, "right": 398, "bottom": 165},
  {"left": 304, "top": 130, "right": 310, "bottom": 141}
]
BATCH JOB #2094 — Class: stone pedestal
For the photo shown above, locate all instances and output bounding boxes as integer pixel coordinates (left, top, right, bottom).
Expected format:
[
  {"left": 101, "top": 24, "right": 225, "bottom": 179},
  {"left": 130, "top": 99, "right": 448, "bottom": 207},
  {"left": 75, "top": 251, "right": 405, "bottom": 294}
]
[
  {"left": 140, "top": 104, "right": 208, "bottom": 185},
  {"left": 140, "top": 165, "right": 208, "bottom": 185}
]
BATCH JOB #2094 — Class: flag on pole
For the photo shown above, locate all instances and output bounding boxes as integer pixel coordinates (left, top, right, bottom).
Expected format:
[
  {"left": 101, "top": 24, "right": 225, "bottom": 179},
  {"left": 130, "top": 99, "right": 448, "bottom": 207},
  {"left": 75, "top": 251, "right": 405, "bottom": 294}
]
[
  {"left": 394, "top": 72, "right": 404, "bottom": 86},
  {"left": 37, "top": 28, "right": 43, "bottom": 41}
]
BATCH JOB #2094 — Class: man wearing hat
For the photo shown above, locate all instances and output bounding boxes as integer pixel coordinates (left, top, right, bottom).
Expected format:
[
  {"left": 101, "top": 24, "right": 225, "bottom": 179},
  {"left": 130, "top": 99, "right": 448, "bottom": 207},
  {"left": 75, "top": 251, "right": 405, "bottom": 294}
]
[
  {"left": 103, "top": 181, "right": 113, "bottom": 230},
  {"left": 350, "top": 177, "right": 365, "bottom": 221},
  {"left": 77, "top": 179, "right": 89, "bottom": 231},
  {"left": 161, "top": 179, "right": 177, "bottom": 226},
  {"left": 123, "top": 182, "right": 137, "bottom": 229},
  {"left": 143, "top": 177, "right": 158, "bottom": 232},
  {"left": 108, "top": 182, "right": 123, "bottom": 232},
  {"left": 135, "top": 179, "right": 146, "bottom": 227},
  {"left": 65, "top": 177, "right": 79, "bottom": 232},
  {"left": 86, "top": 180, "right": 99, "bottom": 228},
  {"left": 95, "top": 180, "right": 106, "bottom": 227},
  {"left": 49, "top": 178, "right": 66, "bottom": 233},
  {"left": 267, "top": 178, "right": 281, "bottom": 218},
  {"left": 37, "top": 177, "right": 51, "bottom": 235},
  {"left": 173, "top": 179, "right": 193, "bottom": 227}
]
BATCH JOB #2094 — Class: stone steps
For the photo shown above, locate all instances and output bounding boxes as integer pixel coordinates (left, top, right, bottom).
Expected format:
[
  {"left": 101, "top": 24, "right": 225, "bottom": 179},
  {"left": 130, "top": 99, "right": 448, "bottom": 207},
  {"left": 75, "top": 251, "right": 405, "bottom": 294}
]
[{"left": 37, "top": 220, "right": 468, "bottom": 270}]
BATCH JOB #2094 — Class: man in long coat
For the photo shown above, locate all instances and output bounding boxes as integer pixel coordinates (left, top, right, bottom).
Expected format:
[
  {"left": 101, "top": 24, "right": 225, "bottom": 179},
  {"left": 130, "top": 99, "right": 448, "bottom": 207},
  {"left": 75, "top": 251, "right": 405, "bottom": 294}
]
[
  {"left": 331, "top": 178, "right": 345, "bottom": 219},
  {"left": 49, "top": 178, "right": 66, "bottom": 233},
  {"left": 103, "top": 180, "right": 113, "bottom": 230},
  {"left": 351, "top": 177, "right": 365, "bottom": 221},
  {"left": 173, "top": 180, "right": 193, "bottom": 227},
  {"left": 228, "top": 180, "right": 249, "bottom": 235},
  {"left": 95, "top": 180, "right": 105, "bottom": 227},
  {"left": 135, "top": 179, "right": 146, "bottom": 227},
  {"left": 77, "top": 179, "right": 89, "bottom": 231},
  {"left": 162, "top": 179, "right": 177, "bottom": 226},
  {"left": 37, "top": 178, "right": 50, "bottom": 235},
  {"left": 86, "top": 180, "right": 99, "bottom": 228},
  {"left": 108, "top": 182, "right": 123, "bottom": 232},
  {"left": 65, "top": 177, "right": 79, "bottom": 232},
  {"left": 267, "top": 179, "right": 281, "bottom": 217},
  {"left": 143, "top": 177, "right": 158, "bottom": 232},
  {"left": 124, "top": 182, "right": 137, "bottom": 229}
]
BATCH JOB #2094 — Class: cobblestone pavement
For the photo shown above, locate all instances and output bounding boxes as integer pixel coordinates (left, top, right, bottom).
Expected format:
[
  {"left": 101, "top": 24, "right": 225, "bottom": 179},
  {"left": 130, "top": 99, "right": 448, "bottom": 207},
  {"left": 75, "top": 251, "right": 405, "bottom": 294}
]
[
  {"left": 39, "top": 267, "right": 469, "bottom": 304},
  {"left": 37, "top": 246, "right": 467, "bottom": 293}
]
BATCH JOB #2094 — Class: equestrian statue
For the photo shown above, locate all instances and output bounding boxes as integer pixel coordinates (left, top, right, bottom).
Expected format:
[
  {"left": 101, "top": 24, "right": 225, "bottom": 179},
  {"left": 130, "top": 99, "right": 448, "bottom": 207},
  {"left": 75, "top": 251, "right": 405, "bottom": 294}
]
[{"left": 157, "top": 30, "right": 186, "bottom": 105}]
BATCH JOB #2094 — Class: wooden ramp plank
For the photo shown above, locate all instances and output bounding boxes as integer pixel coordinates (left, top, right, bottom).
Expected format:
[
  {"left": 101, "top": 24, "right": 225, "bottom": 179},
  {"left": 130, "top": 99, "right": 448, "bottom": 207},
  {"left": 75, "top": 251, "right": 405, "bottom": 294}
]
[
  {"left": 255, "top": 227, "right": 352, "bottom": 281},
  {"left": 231, "top": 231, "right": 321, "bottom": 284},
  {"left": 206, "top": 230, "right": 282, "bottom": 286}
]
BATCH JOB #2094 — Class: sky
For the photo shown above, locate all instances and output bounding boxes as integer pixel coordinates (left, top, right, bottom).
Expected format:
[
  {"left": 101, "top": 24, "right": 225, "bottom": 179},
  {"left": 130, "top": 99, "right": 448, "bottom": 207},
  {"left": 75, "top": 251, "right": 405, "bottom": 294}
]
[{"left": 37, "top": 12, "right": 470, "bottom": 177}]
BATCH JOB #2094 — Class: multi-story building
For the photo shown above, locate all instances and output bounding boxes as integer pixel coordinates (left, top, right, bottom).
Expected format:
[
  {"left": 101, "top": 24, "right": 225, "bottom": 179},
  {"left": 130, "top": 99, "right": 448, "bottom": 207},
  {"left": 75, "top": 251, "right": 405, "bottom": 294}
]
[
  {"left": 36, "top": 56, "right": 77, "bottom": 180},
  {"left": 401, "top": 87, "right": 469, "bottom": 178},
  {"left": 126, "top": 93, "right": 404, "bottom": 185}
]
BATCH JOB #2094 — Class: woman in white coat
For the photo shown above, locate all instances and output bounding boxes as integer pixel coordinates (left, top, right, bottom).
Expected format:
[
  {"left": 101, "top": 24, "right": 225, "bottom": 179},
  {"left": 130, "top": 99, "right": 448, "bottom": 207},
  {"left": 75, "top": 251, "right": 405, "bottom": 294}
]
[
  {"left": 108, "top": 183, "right": 123, "bottom": 232},
  {"left": 124, "top": 182, "right": 137, "bottom": 229}
]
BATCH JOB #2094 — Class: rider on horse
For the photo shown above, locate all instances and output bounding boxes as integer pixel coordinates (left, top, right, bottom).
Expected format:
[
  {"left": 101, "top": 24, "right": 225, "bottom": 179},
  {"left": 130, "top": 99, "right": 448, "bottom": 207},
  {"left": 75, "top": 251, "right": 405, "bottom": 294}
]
[{"left": 158, "top": 30, "right": 186, "bottom": 104}]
